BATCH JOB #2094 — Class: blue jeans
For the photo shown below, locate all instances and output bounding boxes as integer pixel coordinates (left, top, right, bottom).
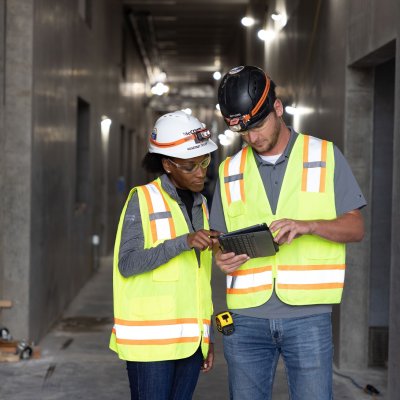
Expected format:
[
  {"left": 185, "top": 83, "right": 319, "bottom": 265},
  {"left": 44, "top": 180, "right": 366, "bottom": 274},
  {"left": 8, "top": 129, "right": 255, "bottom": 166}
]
[
  {"left": 126, "top": 347, "right": 203, "bottom": 400},
  {"left": 223, "top": 313, "right": 333, "bottom": 400}
]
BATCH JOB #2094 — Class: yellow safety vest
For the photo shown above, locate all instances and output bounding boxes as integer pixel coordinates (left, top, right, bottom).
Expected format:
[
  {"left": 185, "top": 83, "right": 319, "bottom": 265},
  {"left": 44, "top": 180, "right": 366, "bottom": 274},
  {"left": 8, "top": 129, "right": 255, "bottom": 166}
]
[
  {"left": 110, "top": 178, "right": 213, "bottom": 361},
  {"left": 219, "top": 134, "right": 345, "bottom": 308}
]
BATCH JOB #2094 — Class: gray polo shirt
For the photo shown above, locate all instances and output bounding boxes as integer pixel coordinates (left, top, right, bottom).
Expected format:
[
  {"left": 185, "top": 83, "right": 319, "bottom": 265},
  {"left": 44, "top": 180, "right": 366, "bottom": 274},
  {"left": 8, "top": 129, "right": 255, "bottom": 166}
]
[{"left": 210, "top": 129, "right": 367, "bottom": 319}]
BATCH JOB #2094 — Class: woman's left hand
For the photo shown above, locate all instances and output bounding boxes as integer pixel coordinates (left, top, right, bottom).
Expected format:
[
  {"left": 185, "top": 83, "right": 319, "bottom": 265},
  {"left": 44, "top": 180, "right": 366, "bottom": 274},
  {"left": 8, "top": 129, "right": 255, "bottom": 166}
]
[{"left": 201, "top": 343, "right": 214, "bottom": 373}]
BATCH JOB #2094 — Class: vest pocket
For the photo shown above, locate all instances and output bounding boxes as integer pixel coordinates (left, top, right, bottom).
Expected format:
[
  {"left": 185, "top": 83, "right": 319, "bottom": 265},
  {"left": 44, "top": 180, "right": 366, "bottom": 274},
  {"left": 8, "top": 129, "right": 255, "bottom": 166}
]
[{"left": 227, "top": 201, "right": 245, "bottom": 217}]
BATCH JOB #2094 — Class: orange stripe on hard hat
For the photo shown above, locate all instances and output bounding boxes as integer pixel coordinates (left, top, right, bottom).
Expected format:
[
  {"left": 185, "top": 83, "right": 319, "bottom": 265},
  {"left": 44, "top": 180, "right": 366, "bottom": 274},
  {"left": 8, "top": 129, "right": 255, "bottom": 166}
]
[
  {"left": 229, "top": 74, "right": 271, "bottom": 127},
  {"left": 150, "top": 135, "right": 193, "bottom": 148},
  {"left": 251, "top": 75, "right": 271, "bottom": 117}
]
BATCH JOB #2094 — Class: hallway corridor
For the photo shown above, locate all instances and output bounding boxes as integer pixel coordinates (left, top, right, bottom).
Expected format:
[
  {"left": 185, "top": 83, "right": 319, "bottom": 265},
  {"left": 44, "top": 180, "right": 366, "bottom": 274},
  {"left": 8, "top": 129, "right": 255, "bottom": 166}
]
[{"left": 0, "top": 257, "right": 386, "bottom": 399}]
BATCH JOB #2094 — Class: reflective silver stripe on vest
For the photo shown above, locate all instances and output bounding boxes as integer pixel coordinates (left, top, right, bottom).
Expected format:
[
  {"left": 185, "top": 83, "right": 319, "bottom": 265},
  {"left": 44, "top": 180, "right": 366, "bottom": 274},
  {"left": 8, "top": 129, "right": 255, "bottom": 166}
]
[
  {"left": 146, "top": 183, "right": 173, "bottom": 240},
  {"left": 226, "top": 266, "right": 273, "bottom": 294},
  {"left": 225, "top": 149, "right": 245, "bottom": 202},
  {"left": 303, "top": 161, "right": 326, "bottom": 169},
  {"left": 303, "top": 136, "right": 327, "bottom": 193},
  {"left": 276, "top": 264, "right": 345, "bottom": 289},
  {"left": 113, "top": 320, "right": 200, "bottom": 343},
  {"left": 149, "top": 211, "right": 172, "bottom": 221}
]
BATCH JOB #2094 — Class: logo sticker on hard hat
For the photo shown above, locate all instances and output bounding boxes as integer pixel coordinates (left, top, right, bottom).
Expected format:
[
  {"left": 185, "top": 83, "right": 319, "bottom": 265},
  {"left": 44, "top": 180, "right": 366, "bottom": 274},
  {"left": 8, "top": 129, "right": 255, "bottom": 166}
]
[
  {"left": 229, "top": 66, "right": 244, "bottom": 75},
  {"left": 151, "top": 129, "right": 157, "bottom": 140}
]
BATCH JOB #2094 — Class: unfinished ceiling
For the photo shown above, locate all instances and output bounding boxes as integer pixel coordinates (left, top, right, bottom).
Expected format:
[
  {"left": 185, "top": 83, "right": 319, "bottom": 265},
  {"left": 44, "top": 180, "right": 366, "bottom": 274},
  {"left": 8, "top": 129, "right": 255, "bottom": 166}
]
[{"left": 123, "top": 0, "right": 251, "bottom": 109}]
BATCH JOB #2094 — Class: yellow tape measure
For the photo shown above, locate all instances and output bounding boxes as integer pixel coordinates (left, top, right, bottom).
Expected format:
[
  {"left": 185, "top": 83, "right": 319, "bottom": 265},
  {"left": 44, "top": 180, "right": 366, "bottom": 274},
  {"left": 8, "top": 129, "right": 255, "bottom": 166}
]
[{"left": 215, "top": 311, "right": 234, "bottom": 336}]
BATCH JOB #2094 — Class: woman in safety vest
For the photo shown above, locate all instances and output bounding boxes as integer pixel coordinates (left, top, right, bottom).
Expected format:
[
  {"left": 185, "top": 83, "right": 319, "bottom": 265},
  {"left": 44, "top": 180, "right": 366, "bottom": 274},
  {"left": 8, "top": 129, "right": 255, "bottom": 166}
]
[{"left": 110, "top": 110, "right": 218, "bottom": 400}]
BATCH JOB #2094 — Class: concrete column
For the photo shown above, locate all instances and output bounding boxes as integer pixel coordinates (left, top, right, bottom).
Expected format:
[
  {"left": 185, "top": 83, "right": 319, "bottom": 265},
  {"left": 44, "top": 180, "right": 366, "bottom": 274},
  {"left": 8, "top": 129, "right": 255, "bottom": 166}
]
[
  {"left": 340, "top": 67, "right": 373, "bottom": 369},
  {"left": 2, "top": 0, "right": 34, "bottom": 339},
  {"left": 0, "top": 0, "right": 5, "bottom": 303},
  {"left": 387, "top": 37, "right": 400, "bottom": 400}
]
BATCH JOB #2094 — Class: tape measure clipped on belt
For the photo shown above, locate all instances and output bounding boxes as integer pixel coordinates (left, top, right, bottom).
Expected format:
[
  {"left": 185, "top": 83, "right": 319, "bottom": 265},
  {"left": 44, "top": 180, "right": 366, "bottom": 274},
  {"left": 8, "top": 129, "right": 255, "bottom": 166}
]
[{"left": 215, "top": 311, "right": 234, "bottom": 336}]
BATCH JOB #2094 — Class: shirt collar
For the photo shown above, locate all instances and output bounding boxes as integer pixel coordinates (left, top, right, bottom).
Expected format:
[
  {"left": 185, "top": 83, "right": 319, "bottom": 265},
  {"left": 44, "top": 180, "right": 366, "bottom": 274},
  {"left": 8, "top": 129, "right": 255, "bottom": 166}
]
[
  {"left": 159, "top": 174, "right": 203, "bottom": 206},
  {"left": 254, "top": 127, "right": 298, "bottom": 166}
]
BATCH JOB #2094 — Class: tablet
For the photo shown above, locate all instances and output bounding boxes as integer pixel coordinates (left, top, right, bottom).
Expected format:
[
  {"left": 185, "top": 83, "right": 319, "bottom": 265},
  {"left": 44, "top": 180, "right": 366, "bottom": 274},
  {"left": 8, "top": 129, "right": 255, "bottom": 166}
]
[{"left": 218, "top": 223, "right": 279, "bottom": 258}]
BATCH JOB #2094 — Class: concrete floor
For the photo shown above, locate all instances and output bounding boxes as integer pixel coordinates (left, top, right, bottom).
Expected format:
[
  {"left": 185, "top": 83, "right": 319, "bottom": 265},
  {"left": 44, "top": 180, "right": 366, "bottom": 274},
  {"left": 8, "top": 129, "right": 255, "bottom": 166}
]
[{"left": 0, "top": 257, "right": 387, "bottom": 399}]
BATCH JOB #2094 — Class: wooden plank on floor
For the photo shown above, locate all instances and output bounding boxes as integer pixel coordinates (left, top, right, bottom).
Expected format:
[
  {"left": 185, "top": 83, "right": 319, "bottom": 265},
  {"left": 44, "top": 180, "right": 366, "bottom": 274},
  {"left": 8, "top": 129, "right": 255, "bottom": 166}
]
[
  {"left": 0, "top": 300, "right": 12, "bottom": 308},
  {"left": 0, "top": 352, "right": 19, "bottom": 362}
]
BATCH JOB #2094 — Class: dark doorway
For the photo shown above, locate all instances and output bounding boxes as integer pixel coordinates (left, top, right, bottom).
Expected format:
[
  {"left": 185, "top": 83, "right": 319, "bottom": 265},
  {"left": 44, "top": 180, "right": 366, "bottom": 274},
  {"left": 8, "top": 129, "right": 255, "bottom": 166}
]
[{"left": 369, "top": 58, "right": 395, "bottom": 367}]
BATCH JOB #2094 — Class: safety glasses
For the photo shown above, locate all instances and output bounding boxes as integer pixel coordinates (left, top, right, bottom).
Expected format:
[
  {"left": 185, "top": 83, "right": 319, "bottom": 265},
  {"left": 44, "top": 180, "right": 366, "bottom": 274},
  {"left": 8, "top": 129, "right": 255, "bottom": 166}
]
[{"left": 168, "top": 154, "right": 211, "bottom": 174}]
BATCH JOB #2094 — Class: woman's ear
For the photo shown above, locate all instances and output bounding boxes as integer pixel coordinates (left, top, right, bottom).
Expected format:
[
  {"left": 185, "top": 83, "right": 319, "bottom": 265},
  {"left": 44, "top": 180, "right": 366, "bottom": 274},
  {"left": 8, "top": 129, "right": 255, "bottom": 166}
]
[{"left": 161, "top": 158, "right": 171, "bottom": 174}]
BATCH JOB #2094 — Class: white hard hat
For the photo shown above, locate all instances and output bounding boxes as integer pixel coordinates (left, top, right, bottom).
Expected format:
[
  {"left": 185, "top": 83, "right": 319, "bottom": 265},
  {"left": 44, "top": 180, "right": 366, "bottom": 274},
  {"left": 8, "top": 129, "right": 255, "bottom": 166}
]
[{"left": 148, "top": 111, "right": 218, "bottom": 159}]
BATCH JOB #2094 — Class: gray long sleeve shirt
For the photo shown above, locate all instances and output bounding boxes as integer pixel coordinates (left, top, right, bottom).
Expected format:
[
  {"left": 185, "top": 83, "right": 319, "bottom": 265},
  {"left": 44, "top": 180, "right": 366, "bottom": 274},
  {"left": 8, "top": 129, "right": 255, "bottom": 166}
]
[{"left": 118, "top": 174, "right": 205, "bottom": 277}]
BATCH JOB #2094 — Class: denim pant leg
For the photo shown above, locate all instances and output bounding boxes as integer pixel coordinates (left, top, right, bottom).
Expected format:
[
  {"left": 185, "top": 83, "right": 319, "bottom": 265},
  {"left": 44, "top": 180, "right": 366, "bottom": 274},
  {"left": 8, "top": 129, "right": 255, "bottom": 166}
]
[
  {"left": 126, "top": 347, "right": 203, "bottom": 400},
  {"left": 280, "top": 313, "right": 333, "bottom": 400},
  {"left": 223, "top": 314, "right": 280, "bottom": 400},
  {"left": 170, "top": 347, "right": 203, "bottom": 400}
]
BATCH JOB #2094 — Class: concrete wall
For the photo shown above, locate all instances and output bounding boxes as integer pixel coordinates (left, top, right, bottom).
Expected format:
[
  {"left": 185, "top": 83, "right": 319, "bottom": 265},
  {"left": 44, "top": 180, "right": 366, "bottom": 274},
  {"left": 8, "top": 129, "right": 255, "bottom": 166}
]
[
  {"left": 0, "top": 0, "right": 151, "bottom": 342},
  {"left": 0, "top": 0, "right": 5, "bottom": 307},
  {"left": 1, "top": 0, "right": 34, "bottom": 341}
]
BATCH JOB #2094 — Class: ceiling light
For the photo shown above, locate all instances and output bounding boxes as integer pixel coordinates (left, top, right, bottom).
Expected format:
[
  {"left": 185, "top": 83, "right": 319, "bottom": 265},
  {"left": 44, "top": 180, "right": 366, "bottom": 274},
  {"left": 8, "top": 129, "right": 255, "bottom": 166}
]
[
  {"left": 101, "top": 116, "right": 112, "bottom": 140},
  {"left": 271, "top": 11, "right": 288, "bottom": 28},
  {"left": 257, "top": 29, "right": 276, "bottom": 42},
  {"left": 271, "top": 11, "right": 282, "bottom": 21},
  {"left": 285, "top": 105, "right": 313, "bottom": 115},
  {"left": 213, "top": 71, "right": 222, "bottom": 80},
  {"left": 151, "top": 82, "right": 169, "bottom": 96},
  {"left": 241, "top": 17, "right": 255, "bottom": 27},
  {"left": 224, "top": 129, "right": 235, "bottom": 139},
  {"left": 218, "top": 133, "right": 233, "bottom": 147},
  {"left": 182, "top": 108, "right": 192, "bottom": 115}
]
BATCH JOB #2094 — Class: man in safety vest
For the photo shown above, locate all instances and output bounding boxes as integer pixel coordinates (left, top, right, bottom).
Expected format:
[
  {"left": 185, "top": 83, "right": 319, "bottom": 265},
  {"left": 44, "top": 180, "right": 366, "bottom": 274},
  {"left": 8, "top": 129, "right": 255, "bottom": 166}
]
[{"left": 210, "top": 65, "right": 366, "bottom": 400}]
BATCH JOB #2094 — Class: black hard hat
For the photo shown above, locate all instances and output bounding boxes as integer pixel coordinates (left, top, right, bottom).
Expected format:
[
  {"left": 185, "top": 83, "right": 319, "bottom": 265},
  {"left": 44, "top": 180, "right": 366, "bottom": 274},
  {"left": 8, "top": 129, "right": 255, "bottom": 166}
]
[{"left": 218, "top": 66, "right": 276, "bottom": 132}]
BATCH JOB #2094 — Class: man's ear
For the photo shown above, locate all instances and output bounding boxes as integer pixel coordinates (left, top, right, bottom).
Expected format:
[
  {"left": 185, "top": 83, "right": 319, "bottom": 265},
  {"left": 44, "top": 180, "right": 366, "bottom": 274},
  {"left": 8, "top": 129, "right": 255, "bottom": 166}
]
[{"left": 274, "top": 99, "right": 284, "bottom": 117}]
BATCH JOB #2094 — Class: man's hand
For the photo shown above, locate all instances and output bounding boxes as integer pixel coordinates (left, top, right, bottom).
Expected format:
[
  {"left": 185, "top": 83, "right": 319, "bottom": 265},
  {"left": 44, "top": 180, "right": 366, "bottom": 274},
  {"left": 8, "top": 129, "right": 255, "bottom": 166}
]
[
  {"left": 201, "top": 343, "right": 214, "bottom": 373},
  {"left": 187, "top": 229, "right": 219, "bottom": 251},
  {"left": 270, "top": 219, "right": 314, "bottom": 245},
  {"left": 270, "top": 209, "right": 364, "bottom": 245},
  {"left": 215, "top": 249, "right": 249, "bottom": 274}
]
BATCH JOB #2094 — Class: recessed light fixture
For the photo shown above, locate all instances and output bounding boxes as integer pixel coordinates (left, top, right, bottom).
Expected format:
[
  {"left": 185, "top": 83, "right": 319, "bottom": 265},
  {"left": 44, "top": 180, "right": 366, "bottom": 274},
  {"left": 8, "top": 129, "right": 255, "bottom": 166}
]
[
  {"left": 257, "top": 29, "right": 276, "bottom": 42},
  {"left": 151, "top": 82, "right": 169, "bottom": 96},
  {"left": 182, "top": 108, "right": 192, "bottom": 115},
  {"left": 285, "top": 105, "right": 314, "bottom": 115},
  {"left": 271, "top": 11, "right": 282, "bottom": 21},
  {"left": 241, "top": 16, "right": 255, "bottom": 27},
  {"left": 213, "top": 71, "right": 222, "bottom": 80}
]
